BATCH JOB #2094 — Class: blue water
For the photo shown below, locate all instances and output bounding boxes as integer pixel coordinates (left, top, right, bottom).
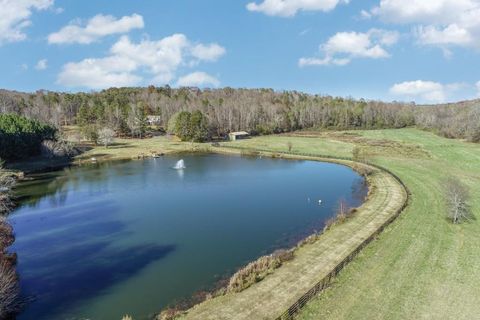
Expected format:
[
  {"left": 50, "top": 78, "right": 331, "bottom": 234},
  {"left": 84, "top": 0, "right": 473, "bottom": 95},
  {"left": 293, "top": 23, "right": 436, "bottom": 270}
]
[{"left": 9, "top": 154, "right": 366, "bottom": 319}]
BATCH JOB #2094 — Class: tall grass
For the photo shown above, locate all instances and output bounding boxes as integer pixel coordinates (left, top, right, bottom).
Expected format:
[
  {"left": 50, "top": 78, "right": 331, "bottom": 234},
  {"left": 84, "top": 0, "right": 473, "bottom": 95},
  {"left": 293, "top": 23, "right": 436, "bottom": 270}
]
[
  {"left": 227, "top": 249, "right": 294, "bottom": 293},
  {"left": 0, "top": 217, "right": 21, "bottom": 318},
  {"left": 0, "top": 166, "right": 21, "bottom": 319}
]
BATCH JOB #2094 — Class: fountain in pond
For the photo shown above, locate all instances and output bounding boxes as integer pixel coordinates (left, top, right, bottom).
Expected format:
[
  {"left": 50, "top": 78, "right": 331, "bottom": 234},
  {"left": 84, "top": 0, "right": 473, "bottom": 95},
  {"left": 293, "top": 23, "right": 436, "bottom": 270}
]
[{"left": 174, "top": 159, "right": 186, "bottom": 170}]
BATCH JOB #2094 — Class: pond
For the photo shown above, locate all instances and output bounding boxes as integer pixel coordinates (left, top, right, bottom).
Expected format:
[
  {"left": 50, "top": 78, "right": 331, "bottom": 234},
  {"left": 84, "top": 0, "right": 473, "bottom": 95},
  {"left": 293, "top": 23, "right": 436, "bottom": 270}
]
[{"left": 9, "top": 154, "right": 367, "bottom": 320}]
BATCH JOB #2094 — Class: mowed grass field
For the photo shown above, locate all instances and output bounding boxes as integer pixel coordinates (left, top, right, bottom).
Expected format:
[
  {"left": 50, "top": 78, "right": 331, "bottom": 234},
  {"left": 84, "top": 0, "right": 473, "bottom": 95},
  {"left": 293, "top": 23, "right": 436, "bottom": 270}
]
[{"left": 224, "top": 128, "right": 480, "bottom": 320}]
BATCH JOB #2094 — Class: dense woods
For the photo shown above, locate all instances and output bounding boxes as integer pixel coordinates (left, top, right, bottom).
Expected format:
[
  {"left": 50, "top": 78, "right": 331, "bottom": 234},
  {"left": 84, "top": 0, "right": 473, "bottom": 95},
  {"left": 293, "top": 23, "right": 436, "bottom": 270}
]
[
  {"left": 416, "top": 101, "right": 480, "bottom": 142},
  {"left": 0, "top": 114, "right": 57, "bottom": 161},
  {"left": 0, "top": 87, "right": 479, "bottom": 143}
]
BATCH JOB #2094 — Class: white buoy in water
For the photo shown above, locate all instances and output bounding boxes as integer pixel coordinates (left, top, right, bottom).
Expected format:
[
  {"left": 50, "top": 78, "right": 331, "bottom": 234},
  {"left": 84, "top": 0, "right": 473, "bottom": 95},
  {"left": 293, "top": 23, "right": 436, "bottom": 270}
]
[{"left": 318, "top": 200, "right": 322, "bottom": 205}]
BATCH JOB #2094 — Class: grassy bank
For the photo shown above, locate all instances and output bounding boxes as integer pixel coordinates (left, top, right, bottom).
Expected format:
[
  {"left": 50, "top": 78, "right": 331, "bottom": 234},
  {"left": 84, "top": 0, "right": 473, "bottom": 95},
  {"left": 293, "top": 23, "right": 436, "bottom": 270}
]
[
  {"left": 7, "top": 136, "right": 204, "bottom": 173},
  {"left": 222, "top": 128, "right": 480, "bottom": 320},
  {"left": 176, "top": 160, "right": 406, "bottom": 320},
  {"left": 11, "top": 128, "right": 480, "bottom": 319}
]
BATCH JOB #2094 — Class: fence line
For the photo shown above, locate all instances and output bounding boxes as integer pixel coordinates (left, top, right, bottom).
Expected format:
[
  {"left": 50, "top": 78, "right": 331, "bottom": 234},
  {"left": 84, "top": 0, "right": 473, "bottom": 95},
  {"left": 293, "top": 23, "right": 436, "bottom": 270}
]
[{"left": 218, "top": 145, "right": 410, "bottom": 320}]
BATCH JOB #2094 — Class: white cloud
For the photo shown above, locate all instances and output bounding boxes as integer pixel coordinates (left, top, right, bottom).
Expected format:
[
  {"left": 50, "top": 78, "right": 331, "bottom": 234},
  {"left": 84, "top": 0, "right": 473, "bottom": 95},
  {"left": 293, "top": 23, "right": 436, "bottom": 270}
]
[
  {"left": 35, "top": 59, "right": 48, "bottom": 70},
  {"left": 191, "top": 43, "right": 226, "bottom": 62},
  {"left": 414, "top": 24, "right": 472, "bottom": 46},
  {"left": 390, "top": 80, "right": 464, "bottom": 103},
  {"left": 58, "top": 57, "right": 142, "bottom": 89},
  {"left": 299, "top": 29, "right": 398, "bottom": 66},
  {"left": 246, "top": 0, "right": 348, "bottom": 17},
  {"left": 176, "top": 72, "right": 220, "bottom": 87},
  {"left": 0, "top": 0, "right": 54, "bottom": 45},
  {"left": 48, "top": 13, "right": 144, "bottom": 44},
  {"left": 21, "top": 63, "right": 29, "bottom": 71},
  {"left": 57, "top": 34, "right": 225, "bottom": 89},
  {"left": 369, "top": 0, "right": 480, "bottom": 49}
]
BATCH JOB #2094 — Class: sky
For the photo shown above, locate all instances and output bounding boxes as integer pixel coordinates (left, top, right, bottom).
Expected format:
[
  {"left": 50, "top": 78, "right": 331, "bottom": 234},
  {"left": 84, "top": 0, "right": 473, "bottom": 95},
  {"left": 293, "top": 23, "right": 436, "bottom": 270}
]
[{"left": 1, "top": 0, "right": 480, "bottom": 103}]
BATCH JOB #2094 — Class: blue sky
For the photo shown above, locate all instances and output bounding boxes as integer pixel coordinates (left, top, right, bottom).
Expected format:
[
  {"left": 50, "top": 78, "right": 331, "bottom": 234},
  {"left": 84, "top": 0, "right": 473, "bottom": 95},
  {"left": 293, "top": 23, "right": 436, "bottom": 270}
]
[{"left": 1, "top": 0, "right": 480, "bottom": 103}]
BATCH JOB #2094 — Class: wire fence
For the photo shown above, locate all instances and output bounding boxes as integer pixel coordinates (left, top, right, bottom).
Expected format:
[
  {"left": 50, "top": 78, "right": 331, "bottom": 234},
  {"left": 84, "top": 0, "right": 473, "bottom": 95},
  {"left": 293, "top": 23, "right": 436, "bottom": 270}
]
[{"left": 218, "top": 145, "right": 411, "bottom": 320}]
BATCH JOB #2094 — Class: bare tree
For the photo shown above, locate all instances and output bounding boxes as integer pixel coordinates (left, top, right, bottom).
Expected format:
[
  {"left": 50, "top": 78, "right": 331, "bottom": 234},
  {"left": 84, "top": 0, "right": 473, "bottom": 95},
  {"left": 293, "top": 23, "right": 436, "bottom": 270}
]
[
  {"left": 287, "top": 141, "right": 293, "bottom": 152},
  {"left": 98, "top": 128, "right": 115, "bottom": 148},
  {"left": 444, "top": 177, "right": 471, "bottom": 224}
]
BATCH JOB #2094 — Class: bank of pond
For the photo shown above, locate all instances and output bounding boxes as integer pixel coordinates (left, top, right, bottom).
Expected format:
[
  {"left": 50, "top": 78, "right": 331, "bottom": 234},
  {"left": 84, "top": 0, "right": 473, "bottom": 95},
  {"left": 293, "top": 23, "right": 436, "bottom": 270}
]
[{"left": 8, "top": 154, "right": 367, "bottom": 319}]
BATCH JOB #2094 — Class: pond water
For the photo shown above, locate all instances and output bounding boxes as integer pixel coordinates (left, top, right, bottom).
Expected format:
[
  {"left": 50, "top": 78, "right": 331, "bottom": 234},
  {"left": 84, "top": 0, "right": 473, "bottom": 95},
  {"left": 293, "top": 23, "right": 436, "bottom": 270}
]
[{"left": 9, "top": 154, "right": 366, "bottom": 320}]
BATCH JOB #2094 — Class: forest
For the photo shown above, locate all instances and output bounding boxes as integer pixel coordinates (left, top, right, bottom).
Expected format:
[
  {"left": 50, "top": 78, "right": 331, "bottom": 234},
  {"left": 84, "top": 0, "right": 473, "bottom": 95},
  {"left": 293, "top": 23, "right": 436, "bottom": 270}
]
[
  {"left": 0, "top": 86, "right": 479, "bottom": 144},
  {"left": 0, "top": 114, "right": 57, "bottom": 161}
]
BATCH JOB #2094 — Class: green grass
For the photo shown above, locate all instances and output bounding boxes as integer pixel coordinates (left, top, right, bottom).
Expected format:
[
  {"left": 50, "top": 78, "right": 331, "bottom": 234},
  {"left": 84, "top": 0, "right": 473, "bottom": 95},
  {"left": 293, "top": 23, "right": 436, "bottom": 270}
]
[
  {"left": 224, "top": 128, "right": 480, "bottom": 320},
  {"left": 76, "top": 128, "right": 480, "bottom": 319},
  {"left": 14, "top": 128, "right": 479, "bottom": 319},
  {"left": 78, "top": 136, "right": 206, "bottom": 161}
]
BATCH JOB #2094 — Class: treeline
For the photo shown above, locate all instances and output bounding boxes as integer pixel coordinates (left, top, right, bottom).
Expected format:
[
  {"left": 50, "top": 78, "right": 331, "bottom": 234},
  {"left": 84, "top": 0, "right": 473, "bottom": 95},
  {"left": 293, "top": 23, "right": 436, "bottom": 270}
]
[
  {"left": 415, "top": 102, "right": 480, "bottom": 142},
  {"left": 0, "top": 114, "right": 57, "bottom": 161},
  {"left": 0, "top": 87, "right": 415, "bottom": 137},
  {"left": 0, "top": 87, "right": 479, "bottom": 142}
]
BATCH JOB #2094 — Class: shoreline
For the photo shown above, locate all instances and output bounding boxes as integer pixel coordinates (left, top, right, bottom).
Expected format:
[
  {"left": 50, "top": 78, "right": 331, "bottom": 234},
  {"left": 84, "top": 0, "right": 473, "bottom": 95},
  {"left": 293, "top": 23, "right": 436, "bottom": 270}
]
[
  {"left": 175, "top": 148, "right": 409, "bottom": 320},
  {"left": 8, "top": 141, "right": 408, "bottom": 320}
]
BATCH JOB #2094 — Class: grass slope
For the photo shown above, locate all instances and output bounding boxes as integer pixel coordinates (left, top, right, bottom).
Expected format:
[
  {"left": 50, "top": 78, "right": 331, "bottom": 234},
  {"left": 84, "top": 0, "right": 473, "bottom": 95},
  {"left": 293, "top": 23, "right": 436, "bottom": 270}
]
[
  {"left": 180, "top": 158, "right": 406, "bottom": 320},
  {"left": 17, "top": 128, "right": 478, "bottom": 319},
  {"left": 225, "top": 128, "right": 480, "bottom": 320}
]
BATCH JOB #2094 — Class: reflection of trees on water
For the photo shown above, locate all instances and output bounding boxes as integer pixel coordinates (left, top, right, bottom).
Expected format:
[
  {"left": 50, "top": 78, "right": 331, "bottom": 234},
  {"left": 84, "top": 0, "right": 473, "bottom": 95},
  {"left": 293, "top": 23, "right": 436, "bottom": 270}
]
[
  {"left": 14, "top": 161, "right": 123, "bottom": 209},
  {"left": 15, "top": 173, "right": 71, "bottom": 209}
]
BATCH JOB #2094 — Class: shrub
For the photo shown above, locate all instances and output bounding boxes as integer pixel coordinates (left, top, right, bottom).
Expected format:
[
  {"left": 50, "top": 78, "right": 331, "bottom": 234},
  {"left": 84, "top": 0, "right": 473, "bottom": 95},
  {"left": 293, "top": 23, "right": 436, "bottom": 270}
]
[
  {"left": 156, "top": 308, "right": 185, "bottom": 320},
  {"left": 0, "top": 261, "right": 21, "bottom": 318},
  {"left": 0, "top": 165, "right": 15, "bottom": 215},
  {"left": 40, "top": 140, "right": 80, "bottom": 158},
  {"left": 323, "top": 199, "right": 357, "bottom": 232},
  {"left": 273, "top": 248, "right": 295, "bottom": 263},
  {"left": 227, "top": 254, "right": 283, "bottom": 293},
  {"left": 353, "top": 164, "right": 374, "bottom": 177},
  {"left": 297, "top": 233, "right": 321, "bottom": 247}
]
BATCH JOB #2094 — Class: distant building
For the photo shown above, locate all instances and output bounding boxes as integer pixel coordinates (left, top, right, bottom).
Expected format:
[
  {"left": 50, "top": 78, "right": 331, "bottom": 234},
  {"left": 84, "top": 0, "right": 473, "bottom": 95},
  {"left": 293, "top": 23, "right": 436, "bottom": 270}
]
[
  {"left": 147, "top": 116, "right": 161, "bottom": 125},
  {"left": 228, "top": 131, "right": 249, "bottom": 141}
]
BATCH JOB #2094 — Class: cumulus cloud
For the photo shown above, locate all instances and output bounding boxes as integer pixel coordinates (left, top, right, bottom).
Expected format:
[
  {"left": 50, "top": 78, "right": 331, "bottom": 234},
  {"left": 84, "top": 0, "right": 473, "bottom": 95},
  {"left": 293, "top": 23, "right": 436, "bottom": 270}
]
[
  {"left": 299, "top": 29, "right": 399, "bottom": 66},
  {"left": 0, "top": 0, "right": 54, "bottom": 45},
  {"left": 48, "top": 13, "right": 144, "bottom": 44},
  {"left": 176, "top": 72, "right": 220, "bottom": 87},
  {"left": 35, "top": 59, "right": 48, "bottom": 70},
  {"left": 390, "top": 80, "right": 464, "bottom": 103},
  {"left": 57, "top": 34, "right": 225, "bottom": 89},
  {"left": 246, "top": 0, "right": 348, "bottom": 17},
  {"left": 191, "top": 43, "right": 226, "bottom": 62},
  {"left": 369, "top": 0, "right": 480, "bottom": 50}
]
